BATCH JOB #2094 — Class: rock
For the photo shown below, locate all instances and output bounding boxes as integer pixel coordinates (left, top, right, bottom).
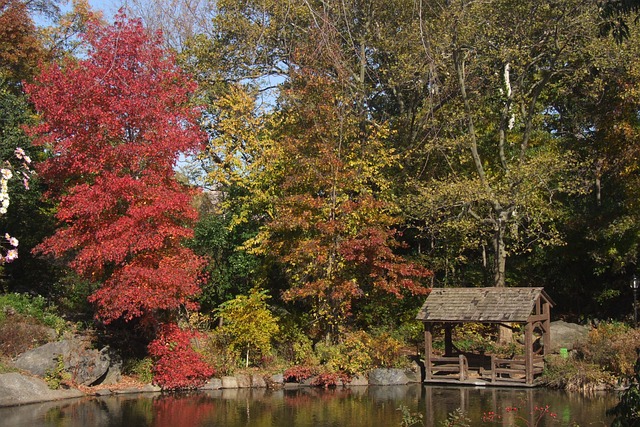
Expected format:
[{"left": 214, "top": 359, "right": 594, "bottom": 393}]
[
  {"left": 549, "top": 321, "right": 590, "bottom": 353},
  {"left": 0, "top": 372, "right": 84, "bottom": 407},
  {"left": 301, "top": 376, "right": 316, "bottom": 386},
  {"left": 66, "top": 345, "right": 111, "bottom": 386},
  {"left": 100, "top": 348, "right": 122, "bottom": 386},
  {"left": 236, "top": 374, "right": 251, "bottom": 388},
  {"left": 114, "top": 384, "right": 160, "bottom": 394},
  {"left": 270, "top": 373, "right": 284, "bottom": 384},
  {"left": 221, "top": 376, "right": 238, "bottom": 388},
  {"left": 368, "top": 368, "right": 410, "bottom": 386},
  {"left": 201, "top": 378, "right": 222, "bottom": 390},
  {"left": 347, "top": 374, "right": 368, "bottom": 386},
  {"left": 14, "top": 340, "right": 72, "bottom": 377},
  {"left": 251, "top": 375, "right": 267, "bottom": 388},
  {"left": 14, "top": 338, "right": 111, "bottom": 386},
  {"left": 404, "top": 361, "right": 422, "bottom": 383}
]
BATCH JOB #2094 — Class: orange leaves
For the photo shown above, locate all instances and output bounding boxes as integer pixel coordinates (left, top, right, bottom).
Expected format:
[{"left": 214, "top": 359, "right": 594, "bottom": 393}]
[{"left": 258, "top": 70, "right": 431, "bottom": 325}]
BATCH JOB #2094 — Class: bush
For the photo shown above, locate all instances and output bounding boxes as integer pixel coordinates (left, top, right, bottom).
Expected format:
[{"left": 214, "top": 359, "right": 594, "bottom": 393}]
[
  {"left": 214, "top": 288, "right": 279, "bottom": 367},
  {"left": 123, "top": 357, "right": 154, "bottom": 384},
  {"left": 575, "top": 321, "right": 640, "bottom": 377},
  {"left": 0, "top": 292, "right": 65, "bottom": 332},
  {"left": 275, "top": 322, "right": 318, "bottom": 366},
  {"left": 542, "top": 355, "right": 616, "bottom": 392},
  {"left": 283, "top": 365, "right": 319, "bottom": 382},
  {"left": 200, "top": 327, "right": 243, "bottom": 376},
  {"left": 314, "top": 330, "right": 407, "bottom": 375},
  {"left": 0, "top": 313, "right": 54, "bottom": 357},
  {"left": 148, "top": 323, "right": 215, "bottom": 390}
]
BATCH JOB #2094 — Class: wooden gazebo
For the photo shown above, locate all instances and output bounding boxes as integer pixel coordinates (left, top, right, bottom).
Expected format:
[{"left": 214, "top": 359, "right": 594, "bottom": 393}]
[{"left": 416, "top": 287, "right": 553, "bottom": 387}]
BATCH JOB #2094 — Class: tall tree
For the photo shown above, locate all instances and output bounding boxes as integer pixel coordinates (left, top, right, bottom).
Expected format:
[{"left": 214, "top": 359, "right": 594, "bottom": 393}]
[
  {"left": 26, "top": 14, "right": 206, "bottom": 324},
  {"left": 401, "top": 0, "right": 595, "bottom": 290}
]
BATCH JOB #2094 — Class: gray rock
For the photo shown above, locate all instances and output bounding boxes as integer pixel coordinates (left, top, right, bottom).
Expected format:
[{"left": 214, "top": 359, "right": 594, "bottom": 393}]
[
  {"left": 221, "top": 376, "right": 238, "bottom": 388},
  {"left": 100, "top": 348, "right": 122, "bottom": 385},
  {"left": 251, "top": 375, "right": 267, "bottom": 388},
  {"left": 550, "top": 321, "right": 590, "bottom": 353},
  {"left": 236, "top": 374, "right": 251, "bottom": 388},
  {"left": 301, "top": 376, "right": 316, "bottom": 386},
  {"left": 66, "top": 345, "right": 111, "bottom": 386},
  {"left": 113, "top": 384, "right": 160, "bottom": 394},
  {"left": 346, "top": 374, "right": 368, "bottom": 386},
  {"left": 14, "top": 340, "right": 72, "bottom": 377},
  {"left": 201, "top": 378, "right": 222, "bottom": 390},
  {"left": 368, "top": 368, "right": 410, "bottom": 386},
  {"left": 14, "top": 338, "right": 111, "bottom": 386},
  {"left": 270, "top": 373, "right": 284, "bottom": 384},
  {"left": 0, "top": 372, "right": 84, "bottom": 407}
]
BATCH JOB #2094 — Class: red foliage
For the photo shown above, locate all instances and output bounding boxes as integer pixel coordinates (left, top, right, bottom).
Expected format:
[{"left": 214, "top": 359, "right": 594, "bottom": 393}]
[
  {"left": 148, "top": 323, "right": 214, "bottom": 390},
  {"left": 283, "top": 365, "right": 319, "bottom": 383},
  {"left": 153, "top": 395, "right": 217, "bottom": 427},
  {"left": 310, "top": 371, "right": 350, "bottom": 388},
  {"left": 25, "top": 14, "right": 206, "bottom": 323}
]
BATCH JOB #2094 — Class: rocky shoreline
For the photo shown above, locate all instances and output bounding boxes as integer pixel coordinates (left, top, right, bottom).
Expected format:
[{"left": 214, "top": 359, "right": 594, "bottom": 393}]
[{"left": 0, "top": 365, "right": 422, "bottom": 407}]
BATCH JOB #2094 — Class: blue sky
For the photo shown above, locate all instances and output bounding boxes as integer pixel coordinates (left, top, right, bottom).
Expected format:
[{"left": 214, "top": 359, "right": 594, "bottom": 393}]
[{"left": 88, "top": 0, "right": 121, "bottom": 20}]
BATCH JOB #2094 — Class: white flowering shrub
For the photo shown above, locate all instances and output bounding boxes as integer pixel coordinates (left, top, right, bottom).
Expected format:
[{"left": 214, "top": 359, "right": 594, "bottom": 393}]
[{"left": 0, "top": 148, "right": 32, "bottom": 263}]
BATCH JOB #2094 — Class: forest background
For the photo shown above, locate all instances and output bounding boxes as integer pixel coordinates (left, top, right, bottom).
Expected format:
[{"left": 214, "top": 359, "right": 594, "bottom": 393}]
[{"left": 3, "top": 0, "right": 640, "bottom": 389}]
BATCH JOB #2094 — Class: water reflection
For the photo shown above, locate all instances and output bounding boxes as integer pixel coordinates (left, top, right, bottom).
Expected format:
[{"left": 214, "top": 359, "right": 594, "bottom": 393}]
[{"left": 0, "top": 385, "right": 616, "bottom": 427}]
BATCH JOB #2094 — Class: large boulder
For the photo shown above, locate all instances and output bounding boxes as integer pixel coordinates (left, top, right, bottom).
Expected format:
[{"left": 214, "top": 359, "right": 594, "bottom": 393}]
[
  {"left": 368, "top": 368, "right": 410, "bottom": 386},
  {"left": 14, "top": 338, "right": 111, "bottom": 386},
  {"left": 549, "top": 320, "right": 590, "bottom": 353},
  {"left": 0, "top": 372, "right": 84, "bottom": 407},
  {"left": 13, "top": 340, "right": 72, "bottom": 377}
]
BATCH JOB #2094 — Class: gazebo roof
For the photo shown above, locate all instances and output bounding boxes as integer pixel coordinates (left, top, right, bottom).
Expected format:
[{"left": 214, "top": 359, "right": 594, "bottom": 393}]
[{"left": 416, "top": 287, "right": 553, "bottom": 323}]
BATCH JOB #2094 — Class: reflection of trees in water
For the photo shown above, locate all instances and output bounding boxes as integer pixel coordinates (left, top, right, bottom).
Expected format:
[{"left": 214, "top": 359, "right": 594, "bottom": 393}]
[
  {"left": 423, "top": 386, "right": 613, "bottom": 427},
  {"left": 0, "top": 385, "right": 616, "bottom": 426}
]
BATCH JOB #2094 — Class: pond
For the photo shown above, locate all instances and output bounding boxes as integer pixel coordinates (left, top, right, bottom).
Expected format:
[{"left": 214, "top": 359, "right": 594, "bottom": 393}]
[{"left": 0, "top": 384, "right": 617, "bottom": 427}]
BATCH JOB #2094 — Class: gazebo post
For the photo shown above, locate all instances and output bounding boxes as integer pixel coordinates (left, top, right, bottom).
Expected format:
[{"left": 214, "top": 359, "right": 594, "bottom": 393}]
[
  {"left": 444, "top": 323, "right": 453, "bottom": 356},
  {"left": 525, "top": 321, "right": 533, "bottom": 384},
  {"left": 542, "top": 300, "right": 551, "bottom": 356},
  {"left": 424, "top": 323, "right": 433, "bottom": 381}
]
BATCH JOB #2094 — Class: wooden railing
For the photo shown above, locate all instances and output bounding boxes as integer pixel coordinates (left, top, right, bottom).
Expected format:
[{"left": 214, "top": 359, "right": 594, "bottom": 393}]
[
  {"left": 426, "top": 354, "right": 468, "bottom": 381},
  {"left": 490, "top": 355, "right": 544, "bottom": 383}
]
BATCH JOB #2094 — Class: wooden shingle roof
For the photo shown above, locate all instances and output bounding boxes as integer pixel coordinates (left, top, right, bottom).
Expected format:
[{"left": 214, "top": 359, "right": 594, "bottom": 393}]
[{"left": 416, "top": 287, "right": 552, "bottom": 323}]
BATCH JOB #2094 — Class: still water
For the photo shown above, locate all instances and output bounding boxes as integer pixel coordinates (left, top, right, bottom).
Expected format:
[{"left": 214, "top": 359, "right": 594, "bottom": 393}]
[{"left": 0, "top": 384, "right": 617, "bottom": 427}]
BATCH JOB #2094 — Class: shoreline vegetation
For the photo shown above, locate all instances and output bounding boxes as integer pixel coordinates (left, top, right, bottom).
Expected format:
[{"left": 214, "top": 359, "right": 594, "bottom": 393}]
[{"left": 0, "top": 291, "right": 637, "bottom": 408}]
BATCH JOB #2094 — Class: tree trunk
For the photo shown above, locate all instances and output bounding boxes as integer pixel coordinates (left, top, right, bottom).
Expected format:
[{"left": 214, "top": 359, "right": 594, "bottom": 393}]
[
  {"left": 494, "top": 219, "right": 512, "bottom": 343},
  {"left": 493, "top": 220, "right": 507, "bottom": 288}
]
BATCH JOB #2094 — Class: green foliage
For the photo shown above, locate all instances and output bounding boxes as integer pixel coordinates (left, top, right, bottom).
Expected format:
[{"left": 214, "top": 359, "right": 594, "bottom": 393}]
[
  {"left": 123, "top": 357, "right": 154, "bottom": 384},
  {"left": 188, "top": 209, "right": 260, "bottom": 311},
  {"left": 397, "top": 404, "right": 424, "bottom": 427},
  {"left": 0, "top": 293, "right": 65, "bottom": 332},
  {"left": 610, "top": 349, "right": 640, "bottom": 426},
  {"left": 214, "top": 288, "right": 279, "bottom": 367},
  {"left": 200, "top": 329, "right": 240, "bottom": 376},
  {"left": 44, "top": 355, "right": 71, "bottom": 390},
  {"left": 274, "top": 321, "right": 318, "bottom": 365},
  {"left": 439, "top": 408, "right": 470, "bottom": 427},
  {"left": 315, "top": 329, "right": 407, "bottom": 375}
]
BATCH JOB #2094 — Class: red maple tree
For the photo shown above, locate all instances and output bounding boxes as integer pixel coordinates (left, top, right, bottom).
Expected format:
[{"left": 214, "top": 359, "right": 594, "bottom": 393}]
[{"left": 26, "top": 14, "right": 207, "bottom": 324}]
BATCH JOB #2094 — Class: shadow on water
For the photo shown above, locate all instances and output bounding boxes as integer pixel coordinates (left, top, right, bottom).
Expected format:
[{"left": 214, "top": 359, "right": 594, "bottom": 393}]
[{"left": 0, "top": 384, "right": 617, "bottom": 427}]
